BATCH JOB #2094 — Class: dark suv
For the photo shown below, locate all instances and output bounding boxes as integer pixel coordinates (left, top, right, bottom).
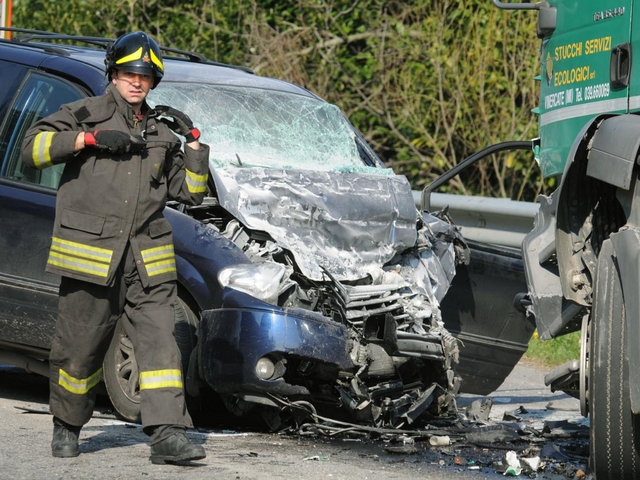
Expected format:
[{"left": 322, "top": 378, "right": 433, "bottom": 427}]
[{"left": 0, "top": 29, "right": 534, "bottom": 427}]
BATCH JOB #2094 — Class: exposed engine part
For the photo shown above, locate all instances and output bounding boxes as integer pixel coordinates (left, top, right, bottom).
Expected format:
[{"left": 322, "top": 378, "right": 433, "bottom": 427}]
[{"left": 200, "top": 168, "right": 466, "bottom": 428}]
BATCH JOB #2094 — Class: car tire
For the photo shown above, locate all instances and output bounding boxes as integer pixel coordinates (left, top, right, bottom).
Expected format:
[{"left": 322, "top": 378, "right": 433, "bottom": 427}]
[
  {"left": 103, "top": 297, "right": 199, "bottom": 423},
  {"left": 173, "top": 297, "right": 199, "bottom": 374},
  {"left": 589, "top": 239, "right": 640, "bottom": 479}
]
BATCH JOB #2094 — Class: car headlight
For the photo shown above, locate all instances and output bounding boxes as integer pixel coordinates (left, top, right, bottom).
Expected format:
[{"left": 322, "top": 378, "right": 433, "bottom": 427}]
[{"left": 218, "top": 262, "right": 286, "bottom": 304}]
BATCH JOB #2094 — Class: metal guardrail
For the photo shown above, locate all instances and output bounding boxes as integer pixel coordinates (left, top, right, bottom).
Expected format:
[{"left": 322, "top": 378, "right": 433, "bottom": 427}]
[{"left": 413, "top": 191, "right": 539, "bottom": 249}]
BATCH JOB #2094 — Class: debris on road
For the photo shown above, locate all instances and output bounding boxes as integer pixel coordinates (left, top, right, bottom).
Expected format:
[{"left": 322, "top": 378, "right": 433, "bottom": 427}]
[
  {"left": 13, "top": 370, "right": 592, "bottom": 478},
  {"left": 429, "top": 435, "right": 451, "bottom": 446},
  {"left": 279, "top": 391, "right": 591, "bottom": 479}
]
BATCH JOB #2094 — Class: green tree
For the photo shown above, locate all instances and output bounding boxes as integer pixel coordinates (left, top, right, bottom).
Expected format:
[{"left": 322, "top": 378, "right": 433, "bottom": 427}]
[{"left": 13, "top": 0, "right": 545, "bottom": 199}]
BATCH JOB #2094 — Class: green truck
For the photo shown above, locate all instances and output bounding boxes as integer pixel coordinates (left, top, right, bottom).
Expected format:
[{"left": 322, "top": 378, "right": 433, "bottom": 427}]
[
  {"left": 500, "top": 1, "right": 639, "bottom": 478},
  {"left": 424, "top": 1, "right": 640, "bottom": 477}
]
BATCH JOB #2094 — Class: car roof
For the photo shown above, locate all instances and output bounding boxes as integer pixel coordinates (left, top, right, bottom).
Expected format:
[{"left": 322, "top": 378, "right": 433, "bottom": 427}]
[
  {"left": 74, "top": 48, "right": 317, "bottom": 96},
  {"left": 0, "top": 31, "right": 317, "bottom": 99}
]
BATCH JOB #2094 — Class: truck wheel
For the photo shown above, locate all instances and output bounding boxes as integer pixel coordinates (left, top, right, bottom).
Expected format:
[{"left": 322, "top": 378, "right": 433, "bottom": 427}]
[
  {"left": 589, "top": 239, "right": 640, "bottom": 479},
  {"left": 103, "top": 297, "right": 199, "bottom": 423}
]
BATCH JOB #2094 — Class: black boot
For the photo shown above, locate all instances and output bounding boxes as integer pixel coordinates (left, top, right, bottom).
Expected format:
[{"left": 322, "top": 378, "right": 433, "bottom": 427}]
[
  {"left": 51, "top": 417, "right": 81, "bottom": 458},
  {"left": 149, "top": 431, "right": 206, "bottom": 464}
]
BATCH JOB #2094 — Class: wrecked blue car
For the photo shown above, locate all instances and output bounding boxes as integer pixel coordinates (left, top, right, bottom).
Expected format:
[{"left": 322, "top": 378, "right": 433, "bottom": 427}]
[{"left": 0, "top": 30, "right": 533, "bottom": 428}]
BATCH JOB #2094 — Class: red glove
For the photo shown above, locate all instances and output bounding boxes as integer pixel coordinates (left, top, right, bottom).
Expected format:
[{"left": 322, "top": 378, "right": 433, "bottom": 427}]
[
  {"left": 154, "top": 105, "right": 201, "bottom": 143},
  {"left": 84, "top": 130, "right": 139, "bottom": 154}
]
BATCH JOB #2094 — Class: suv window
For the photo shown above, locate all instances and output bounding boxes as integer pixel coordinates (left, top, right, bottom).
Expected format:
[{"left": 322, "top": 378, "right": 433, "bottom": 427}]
[
  {"left": 0, "top": 71, "right": 86, "bottom": 188},
  {"left": 0, "top": 61, "right": 28, "bottom": 121}
]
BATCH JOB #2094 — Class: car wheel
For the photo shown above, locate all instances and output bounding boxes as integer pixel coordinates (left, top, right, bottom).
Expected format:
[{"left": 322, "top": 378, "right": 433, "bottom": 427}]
[
  {"left": 589, "top": 239, "right": 640, "bottom": 479},
  {"left": 103, "top": 297, "right": 199, "bottom": 423},
  {"left": 173, "top": 297, "right": 199, "bottom": 374}
]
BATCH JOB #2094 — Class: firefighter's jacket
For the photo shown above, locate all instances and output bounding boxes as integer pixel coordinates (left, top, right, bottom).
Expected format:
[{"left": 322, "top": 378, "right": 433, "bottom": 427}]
[{"left": 21, "top": 85, "right": 210, "bottom": 288}]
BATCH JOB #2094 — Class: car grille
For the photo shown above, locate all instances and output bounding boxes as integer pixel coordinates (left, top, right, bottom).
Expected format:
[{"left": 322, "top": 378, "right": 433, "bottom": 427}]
[{"left": 322, "top": 272, "right": 445, "bottom": 361}]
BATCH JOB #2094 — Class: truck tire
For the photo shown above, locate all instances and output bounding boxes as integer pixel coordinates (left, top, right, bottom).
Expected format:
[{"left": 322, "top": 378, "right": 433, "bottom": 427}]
[
  {"left": 103, "top": 297, "right": 199, "bottom": 423},
  {"left": 589, "top": 239, "right": 640, "bottom": 479}
]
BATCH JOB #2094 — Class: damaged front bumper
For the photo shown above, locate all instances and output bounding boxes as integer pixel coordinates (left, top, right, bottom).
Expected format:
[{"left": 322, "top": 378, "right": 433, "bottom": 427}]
[
  {"left": 197, "top": 288, "right": 459, "bottom": 427},
  {"left": 198, "top": 289, "right": 354, "bottom": 397}
]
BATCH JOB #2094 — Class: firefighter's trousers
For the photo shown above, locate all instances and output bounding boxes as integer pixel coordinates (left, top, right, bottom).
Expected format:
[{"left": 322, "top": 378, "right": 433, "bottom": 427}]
[{"left": 48, "top": 242, "right": 193, "bottom": 430}]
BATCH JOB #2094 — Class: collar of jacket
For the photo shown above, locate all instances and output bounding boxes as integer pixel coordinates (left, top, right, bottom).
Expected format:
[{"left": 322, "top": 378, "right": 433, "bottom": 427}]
[
  {"left": 108, "top": 84, "right": 151, "bottom": 129},
  {"left": 71, "top": 85, "right": 150, "bottom": 128}
]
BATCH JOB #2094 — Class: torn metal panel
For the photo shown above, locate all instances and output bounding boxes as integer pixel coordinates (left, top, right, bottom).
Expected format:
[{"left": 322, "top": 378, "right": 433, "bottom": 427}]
[{"left": 212, "top": 167, "right": 419, "bottom": 282}]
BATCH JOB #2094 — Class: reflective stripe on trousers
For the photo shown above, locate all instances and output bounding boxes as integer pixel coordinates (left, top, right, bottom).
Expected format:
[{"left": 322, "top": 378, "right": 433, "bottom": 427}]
[{"left": 48, "top": 242, "right": 192, "bottom": 429}]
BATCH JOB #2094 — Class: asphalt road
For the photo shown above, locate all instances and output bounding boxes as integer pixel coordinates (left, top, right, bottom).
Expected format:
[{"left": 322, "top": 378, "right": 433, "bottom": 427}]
[{"left": 0, "top": 361, "right": 591, "bottom": 480}]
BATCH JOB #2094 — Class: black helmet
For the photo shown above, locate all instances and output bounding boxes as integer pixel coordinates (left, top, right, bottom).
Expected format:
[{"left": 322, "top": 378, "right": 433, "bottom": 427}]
[{"left": 105, "top": 31, "right": 164, "bottom": 88}]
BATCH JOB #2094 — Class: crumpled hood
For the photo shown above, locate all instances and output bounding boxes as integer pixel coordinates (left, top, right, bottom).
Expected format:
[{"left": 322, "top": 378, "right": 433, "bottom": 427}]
[{"left": 212, "top": 167, "right": 418, "bottom": 281}]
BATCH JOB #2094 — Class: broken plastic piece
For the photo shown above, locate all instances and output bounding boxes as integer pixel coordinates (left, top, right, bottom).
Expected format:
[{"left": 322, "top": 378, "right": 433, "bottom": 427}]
[
  {"left": 466, "top": 424, "right": 520, "bottom": 444},
  {"left": 542, "top": 420, "right": 588, "bottom": 437},
  {"left": 503, "top": 465, "right": 522, "bottom": 476},
  {"left": 429, "top": 435, "right": 451, "bottom": 446},
  {"left": 540, "top": 443, "right": 571, "bottom": 461},
  {"left": 501, "top": 452, "right": 523, "bottom": 476},
  {"left": 505, "top": 450, "right": 519, "bottom": 468},
  {"left": 464, "top": 398, "right": 493, "bottom": 423},
  {"left": 520, "top": 456, "right": 541, "bottom": 472},
  {"left": 384, "top": 445, "right": 419, "bottom": 454},
  {"left": 502, "top": 405, "right": 528, "bottom": 421}
]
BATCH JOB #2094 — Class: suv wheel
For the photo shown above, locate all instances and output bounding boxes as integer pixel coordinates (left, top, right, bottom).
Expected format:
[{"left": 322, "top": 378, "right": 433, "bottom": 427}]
[{"left": 102, "top": 297, "right": 199, "bottom": 423}]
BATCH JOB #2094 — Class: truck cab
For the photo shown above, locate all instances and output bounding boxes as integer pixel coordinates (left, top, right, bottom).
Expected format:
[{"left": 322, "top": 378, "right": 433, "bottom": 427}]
[{"left": 497, "top": 1, "right": 640, "bottom": 478}]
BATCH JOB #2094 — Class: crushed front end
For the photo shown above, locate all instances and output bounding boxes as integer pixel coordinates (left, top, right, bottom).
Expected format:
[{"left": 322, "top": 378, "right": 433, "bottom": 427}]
[{"left": 195, "top": 168, "right": 467, "bottom": 428}]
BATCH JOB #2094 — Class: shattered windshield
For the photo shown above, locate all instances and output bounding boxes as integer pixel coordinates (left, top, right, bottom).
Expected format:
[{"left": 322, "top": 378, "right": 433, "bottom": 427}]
[{"left": 149, "top": 83, "right": 364, "bottom": 171}]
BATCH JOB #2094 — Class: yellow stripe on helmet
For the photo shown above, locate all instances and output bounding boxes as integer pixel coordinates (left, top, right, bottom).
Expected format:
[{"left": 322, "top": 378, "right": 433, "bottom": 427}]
[
  {"left": 115, "top": 46, "right": 143, "bottom": 65},
  {"left": 149, "top": 48, "right": 164, "bottom": 72}
]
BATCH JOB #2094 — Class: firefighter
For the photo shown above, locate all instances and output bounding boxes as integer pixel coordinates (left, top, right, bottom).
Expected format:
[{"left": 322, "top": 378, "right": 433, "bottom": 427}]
[{"left": 21, "top": 31, "right": 209, "bottom": 464}]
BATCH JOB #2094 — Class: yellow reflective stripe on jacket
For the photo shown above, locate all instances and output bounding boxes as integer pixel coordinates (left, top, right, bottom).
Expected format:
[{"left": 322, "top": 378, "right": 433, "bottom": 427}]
[
  {"left": 58, "top": 367, "right": 102, "bottom": 394},
  {"left": 48, "top": 237, "right": 113, "bottom": 278},
  {"left": 185, "top": 169, "right": 208, "bottom": 193},
  {"left": 145, "top": 259, "right": 177, "bottom": 276},
  {"left": 141, "top": 245, "right": 176, "bottom": 277},
  {"left": 139, "top": 369, "right": 183, "bottom": 390},
  {"left": 116, "top": 46, "right": 143, "bottom": 64},
  {"left": 32, "top": 132, "right": 55, "bottom": 169},
  {"left": 51, "top": 237, "right": 112, "bottom": 261},
  {"left": 141, "top": 245, "right": 174, "bottom": 262}
]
